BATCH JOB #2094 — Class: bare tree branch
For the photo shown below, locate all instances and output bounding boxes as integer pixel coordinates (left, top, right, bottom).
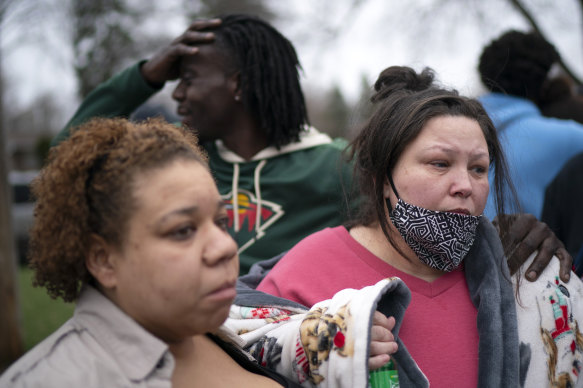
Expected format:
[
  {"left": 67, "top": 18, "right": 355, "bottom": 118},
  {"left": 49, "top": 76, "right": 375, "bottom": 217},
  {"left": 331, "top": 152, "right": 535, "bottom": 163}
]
[
  {"left": 0, "top": 0, "right": 24, "bottom": 373},
  {"left": 510, "top": 0, "right": 582, "bottom": 84}
]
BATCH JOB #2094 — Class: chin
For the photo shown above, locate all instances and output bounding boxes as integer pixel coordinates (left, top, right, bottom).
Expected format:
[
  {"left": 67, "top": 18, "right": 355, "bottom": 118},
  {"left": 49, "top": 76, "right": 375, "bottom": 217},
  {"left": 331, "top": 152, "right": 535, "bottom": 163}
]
[{"left": 207, "top": 307, "right": 232, "bottom": 332}]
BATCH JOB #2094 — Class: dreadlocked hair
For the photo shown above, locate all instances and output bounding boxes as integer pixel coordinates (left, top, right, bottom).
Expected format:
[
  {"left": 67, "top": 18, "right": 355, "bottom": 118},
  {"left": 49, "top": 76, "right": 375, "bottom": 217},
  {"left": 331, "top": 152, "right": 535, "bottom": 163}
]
[
  {"left": 29, "top": 117, "right": 207, "bottom": 302},
  {"left": 213, "top": 14, "right": 309, "bottom": 148},
  {"left": 478, "top": 30, "right": 560, "bottom": 103}
]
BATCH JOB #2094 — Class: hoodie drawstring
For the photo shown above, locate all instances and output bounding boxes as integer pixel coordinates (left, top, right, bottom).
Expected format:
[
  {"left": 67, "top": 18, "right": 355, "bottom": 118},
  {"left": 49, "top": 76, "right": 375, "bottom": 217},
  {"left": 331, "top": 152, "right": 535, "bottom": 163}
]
[
  {"left": 232, "top": 163, "right": 240, "bottom": 232},
  {"left": 254, "top": 159, "right": 267, "bottom": 238},
  {"left": 231, "top": 159, "right": 267, "bottom": 237}
]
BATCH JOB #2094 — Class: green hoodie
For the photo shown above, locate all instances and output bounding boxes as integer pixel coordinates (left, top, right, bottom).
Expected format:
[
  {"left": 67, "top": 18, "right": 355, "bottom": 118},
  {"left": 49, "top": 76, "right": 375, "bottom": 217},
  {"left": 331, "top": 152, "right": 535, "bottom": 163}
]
[{"left": 53, "top": 62, "right": 357, "bottom": 274}]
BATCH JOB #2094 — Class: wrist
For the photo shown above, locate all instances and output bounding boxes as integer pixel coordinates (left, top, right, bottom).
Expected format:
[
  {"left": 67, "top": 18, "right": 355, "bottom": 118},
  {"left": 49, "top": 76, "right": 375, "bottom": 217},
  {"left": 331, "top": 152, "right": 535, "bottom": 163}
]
[{"left": 139, "top": 60, "right": 165, "bottom": 89}]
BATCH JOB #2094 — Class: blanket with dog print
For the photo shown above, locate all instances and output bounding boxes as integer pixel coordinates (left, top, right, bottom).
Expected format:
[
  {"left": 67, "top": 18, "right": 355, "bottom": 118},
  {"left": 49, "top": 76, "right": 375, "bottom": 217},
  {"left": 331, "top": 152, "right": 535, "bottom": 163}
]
[{"left": 218, "top": 277, "right": 429, "bottom": 388}]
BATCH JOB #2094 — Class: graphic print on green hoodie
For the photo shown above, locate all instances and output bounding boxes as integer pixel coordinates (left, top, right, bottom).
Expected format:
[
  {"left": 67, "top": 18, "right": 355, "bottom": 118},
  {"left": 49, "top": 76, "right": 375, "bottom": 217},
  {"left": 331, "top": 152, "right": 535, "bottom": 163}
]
[{"left": 205, "top": 129, "right": 356, "bottom": 274}]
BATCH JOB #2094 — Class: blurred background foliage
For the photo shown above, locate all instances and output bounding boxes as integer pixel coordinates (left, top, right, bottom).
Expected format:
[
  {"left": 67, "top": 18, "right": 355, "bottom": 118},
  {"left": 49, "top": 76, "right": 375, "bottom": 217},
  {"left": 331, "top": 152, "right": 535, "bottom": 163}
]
[{"left": 1, "top": 0, "right": 581, "bottom": 170}]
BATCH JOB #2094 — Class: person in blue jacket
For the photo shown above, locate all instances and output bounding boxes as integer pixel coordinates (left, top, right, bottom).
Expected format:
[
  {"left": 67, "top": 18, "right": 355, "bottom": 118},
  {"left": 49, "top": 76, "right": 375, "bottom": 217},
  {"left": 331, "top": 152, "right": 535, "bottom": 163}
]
[{"left": 478, "top": 30, "right": 583, "bottom": 220}]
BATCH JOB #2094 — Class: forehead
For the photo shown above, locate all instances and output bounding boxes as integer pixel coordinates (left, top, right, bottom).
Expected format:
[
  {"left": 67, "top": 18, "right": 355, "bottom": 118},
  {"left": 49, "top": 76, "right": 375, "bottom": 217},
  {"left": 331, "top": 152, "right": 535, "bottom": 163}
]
[
  {"left": 131, "top": 160, "right": 220, "bottom": 213},
  {"left": 403, "top": 115, "right": 488, "bottom": 156},
  {"left": 418, "top": 115, "right": 485, "bottom": 141},
  {"left": 179, "top": 43, "right": 234, "bottom": 74}
]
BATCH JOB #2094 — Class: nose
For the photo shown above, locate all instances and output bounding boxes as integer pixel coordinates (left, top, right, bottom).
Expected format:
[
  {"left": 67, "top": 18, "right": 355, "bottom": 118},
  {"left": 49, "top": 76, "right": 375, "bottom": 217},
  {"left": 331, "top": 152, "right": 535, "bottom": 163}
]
[
  {"left": 202, "top": 223, "right": 238, "bottom": 268},
  {"left": 450, "top": 169, "right": 473, "bottom": 198},
  {"left": 172, "top": 81, "right": 185, "bottom": 102}
]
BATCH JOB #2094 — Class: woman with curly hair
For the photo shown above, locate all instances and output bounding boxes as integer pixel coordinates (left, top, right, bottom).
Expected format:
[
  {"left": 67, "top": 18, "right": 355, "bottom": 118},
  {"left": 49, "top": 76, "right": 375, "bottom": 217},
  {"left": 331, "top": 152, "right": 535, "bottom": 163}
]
[{"left": 0, "top": 117, "right": 402, "bottom": 388}]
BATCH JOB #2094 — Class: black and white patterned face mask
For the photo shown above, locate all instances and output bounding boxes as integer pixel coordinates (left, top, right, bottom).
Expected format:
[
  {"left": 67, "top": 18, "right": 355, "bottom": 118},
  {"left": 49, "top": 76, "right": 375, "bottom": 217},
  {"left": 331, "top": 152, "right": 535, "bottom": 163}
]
[{"left": 388, "top": 194, "right": 482, "bottom": 273}]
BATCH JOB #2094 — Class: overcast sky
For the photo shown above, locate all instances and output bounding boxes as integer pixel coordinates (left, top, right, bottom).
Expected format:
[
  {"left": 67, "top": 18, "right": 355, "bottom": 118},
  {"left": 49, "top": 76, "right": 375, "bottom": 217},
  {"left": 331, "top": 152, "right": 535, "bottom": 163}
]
[{"left": 2, "top": 0, "right": 582, "bottom": 127}]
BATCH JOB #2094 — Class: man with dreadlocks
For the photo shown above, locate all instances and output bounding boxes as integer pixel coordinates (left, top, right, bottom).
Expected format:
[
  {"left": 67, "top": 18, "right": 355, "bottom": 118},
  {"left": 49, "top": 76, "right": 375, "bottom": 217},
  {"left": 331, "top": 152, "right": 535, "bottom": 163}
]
[
  {"left": 53, "top": 16, "right": 574, "bottom": 283},
  {"left": 53, "top": 15, "right": 355, "bottom": 274}
]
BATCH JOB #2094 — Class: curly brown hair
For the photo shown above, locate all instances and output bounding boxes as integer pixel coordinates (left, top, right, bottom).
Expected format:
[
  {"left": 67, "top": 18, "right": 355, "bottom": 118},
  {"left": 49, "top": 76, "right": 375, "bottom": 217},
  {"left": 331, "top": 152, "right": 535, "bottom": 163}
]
[{"left": 29, "top": 117, "right": 207, "bottom": 302}]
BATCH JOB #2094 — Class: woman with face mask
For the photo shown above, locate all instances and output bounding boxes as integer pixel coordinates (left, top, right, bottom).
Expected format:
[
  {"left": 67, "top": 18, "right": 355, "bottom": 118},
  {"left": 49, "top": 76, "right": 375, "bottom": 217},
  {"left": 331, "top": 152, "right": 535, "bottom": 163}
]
[{"left": 256, "top": 66, "right": 583, "bottom": 387}]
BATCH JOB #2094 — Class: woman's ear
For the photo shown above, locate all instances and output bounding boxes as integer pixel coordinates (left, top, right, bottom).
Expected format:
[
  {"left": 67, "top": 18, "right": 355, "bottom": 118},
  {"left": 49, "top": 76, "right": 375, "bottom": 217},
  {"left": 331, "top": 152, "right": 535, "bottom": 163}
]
[{"left": 86, "top": 234, "right": 118, "bottom": 290}]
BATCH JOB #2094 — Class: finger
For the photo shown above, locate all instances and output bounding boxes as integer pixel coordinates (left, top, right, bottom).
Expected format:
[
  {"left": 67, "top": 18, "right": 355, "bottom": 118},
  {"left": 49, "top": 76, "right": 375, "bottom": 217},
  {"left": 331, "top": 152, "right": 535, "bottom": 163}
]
[
  {"left": 181, "top": 30, "right": 216, "bottom": 44},
  {"left": 369, "top": 339, "right": 398, "bottom": 357},
  {"left": 372, "top": 310, "right": 385, "bottom": 325},
  {"left": 523, "top": 238, "right": 554, "bottom": 282},
  {"left": 522, "top": 224, "right": 566, "bottom": 282},
  {"left": 507, "top": 235, "right": 540, "bottom": 276},
  {"left": 172, "top": 30, "right": 215, "bottom": 46},
  {"left": 513, "top": 221, "right": 549, "bottom": 260},
  {"left": 187, "top": 18, "right": 222, "bottom": 31},
  {"left": 172, "top": 43, "right": 203, "bottom": 57},
  {"left": 510, "top": 220, "right": 552, "bottom": 278},
  {"left": 372, "top": 312, "right": 395, "bottom": 331},
  {"left": 496, "top": 214, "right": 530, "bottom": 262},
  {"left": 507, "top": 213, "right": 537, "bottom": 246},
  {"left": 555, "top": 247, "right": 573, "bottom": 283},
  {"left": 370, "top": 325, "right": 395, "bottom": 343},
  {"left": 369, "top": 354, "right": 391, "bottom": 371}
]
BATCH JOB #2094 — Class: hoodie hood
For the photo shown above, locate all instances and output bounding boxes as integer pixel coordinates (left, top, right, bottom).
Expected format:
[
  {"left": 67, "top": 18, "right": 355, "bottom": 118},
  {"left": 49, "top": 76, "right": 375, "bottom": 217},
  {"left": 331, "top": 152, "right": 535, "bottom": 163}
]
[
  {"left": 215, "top": 126, "right": 337, "bottom": 256},
  {"left": 479, "top": 93, "right": 541, "bottom": 130},
  {"left": 214, "top": 126, "right": 334, "bottom": 163}
]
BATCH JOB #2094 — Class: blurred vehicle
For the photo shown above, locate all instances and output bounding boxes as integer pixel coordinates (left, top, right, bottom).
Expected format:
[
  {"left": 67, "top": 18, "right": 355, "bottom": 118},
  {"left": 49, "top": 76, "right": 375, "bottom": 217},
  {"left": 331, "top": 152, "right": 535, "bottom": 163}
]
[{"left": 10, "top": 170, "right": 37, "bottom": 265}]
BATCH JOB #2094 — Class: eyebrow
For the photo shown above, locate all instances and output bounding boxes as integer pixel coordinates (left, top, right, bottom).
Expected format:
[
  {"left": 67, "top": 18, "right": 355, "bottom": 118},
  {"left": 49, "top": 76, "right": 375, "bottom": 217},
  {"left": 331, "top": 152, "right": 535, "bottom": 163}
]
[
  {"left": 160, "top": 200, "right": 225, "bottom": 222},
  {"left": 159, "top": 206, "right": 199, "bottom": 224},
  {"left": 423, "top": 145, "right": 489, "bottom": 160}
]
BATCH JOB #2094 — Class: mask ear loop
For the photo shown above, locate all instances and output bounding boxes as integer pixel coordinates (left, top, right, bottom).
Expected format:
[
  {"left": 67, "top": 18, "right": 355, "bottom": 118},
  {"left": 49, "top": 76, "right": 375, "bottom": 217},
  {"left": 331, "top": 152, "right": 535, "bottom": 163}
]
[{"left": 386, "top": 174, "right": 400, "bottom": 215}]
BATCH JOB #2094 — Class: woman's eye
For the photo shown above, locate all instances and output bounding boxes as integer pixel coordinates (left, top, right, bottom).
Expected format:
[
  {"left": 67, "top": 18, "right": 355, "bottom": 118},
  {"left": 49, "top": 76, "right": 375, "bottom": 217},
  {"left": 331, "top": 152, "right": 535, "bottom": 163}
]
[
  {"left": 431, "top": 161, "right": 448, "bottom": 168},
  {"left": 471, "top": 165, "right": 488, "bottom": 175},
  {"left": 170, "top": 225, "right": 195, "bottom": 240}
]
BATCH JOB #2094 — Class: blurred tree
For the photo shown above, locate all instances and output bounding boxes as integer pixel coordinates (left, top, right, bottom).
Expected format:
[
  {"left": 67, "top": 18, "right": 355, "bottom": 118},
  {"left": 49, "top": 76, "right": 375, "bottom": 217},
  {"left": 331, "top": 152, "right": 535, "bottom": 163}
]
[
  {"left": 304, "top": 84, "right": 350, "bottom": 139},
  {"left": 347, "top": 73, "right": 374, "bottom": 139},
  {"left": 182, "top": 0, "right": 275, "bottom": 21},
  {"left": 321, "top": 85, "right": 350, "bottom": 138},
  {"left": 0, "top": 0, "right": 25, "bottom": 373},
  {"left": 34, "top": 135, "right": 51, "bottom": 167},
  {"left": 399, "top": 0, "right": 582, "bottom": 84},
  {"left": 6, "top": 92, "right": 62, "bottom": 168},
  {"left": 509, "top": 0, "right": 582, "bottom": 84},
  {"left": 71, "top": 0, "right": 154, "bottom": 98}
]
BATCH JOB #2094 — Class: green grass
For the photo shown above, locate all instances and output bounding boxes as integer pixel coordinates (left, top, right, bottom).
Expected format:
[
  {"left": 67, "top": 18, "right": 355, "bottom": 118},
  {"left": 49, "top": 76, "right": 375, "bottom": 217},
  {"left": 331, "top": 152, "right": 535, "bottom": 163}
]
[{"left": 18, "top": 267, "right": 75, "bottom": 350}]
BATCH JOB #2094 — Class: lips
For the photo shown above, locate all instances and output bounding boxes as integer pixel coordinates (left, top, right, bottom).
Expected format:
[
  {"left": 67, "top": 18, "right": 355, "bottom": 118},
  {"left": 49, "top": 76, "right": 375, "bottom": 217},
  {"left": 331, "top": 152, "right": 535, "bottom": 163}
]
[
  {"left": 448, "top": 208, "right": 471, "bottom": 215},
  {"left": 176, "top": 105, "right": 189, "bottom": 116},
  {"left": 206, "top": 280, "right": 237, "bottom": 302}
]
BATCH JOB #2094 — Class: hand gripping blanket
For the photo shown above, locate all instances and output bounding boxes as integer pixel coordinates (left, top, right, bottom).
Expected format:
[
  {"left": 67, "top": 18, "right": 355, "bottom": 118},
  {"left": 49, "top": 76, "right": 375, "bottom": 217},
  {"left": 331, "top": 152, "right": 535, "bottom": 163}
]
[{"left": 220, "top": 277, "right": 429, "bottom": 388}]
